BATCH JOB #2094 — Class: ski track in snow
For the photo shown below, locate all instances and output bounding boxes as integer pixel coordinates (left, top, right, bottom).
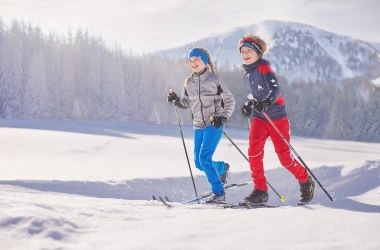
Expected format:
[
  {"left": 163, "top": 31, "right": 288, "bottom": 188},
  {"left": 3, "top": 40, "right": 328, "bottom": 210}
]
[{"left": 0, "top": 120, "right": 379, "bottom": 250}]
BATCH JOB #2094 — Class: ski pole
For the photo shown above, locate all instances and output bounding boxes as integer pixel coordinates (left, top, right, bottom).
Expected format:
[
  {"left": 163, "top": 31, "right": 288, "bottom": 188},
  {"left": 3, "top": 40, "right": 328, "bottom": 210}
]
[
  {"left": 169, "top": 89, "right": 198, "bottom": 197},
  {"left": 209, "top": 116, "right": 286, "bottom": 202},
  {"left": 262, "top": 112, "right": 333, "bottom": 202}
]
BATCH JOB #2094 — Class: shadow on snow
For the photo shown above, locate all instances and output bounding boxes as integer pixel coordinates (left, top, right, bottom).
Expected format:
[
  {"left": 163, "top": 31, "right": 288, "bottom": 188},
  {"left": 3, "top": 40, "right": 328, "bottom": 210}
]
[{"left": 1, "top": 160, "right": 379, "bottom": 213}]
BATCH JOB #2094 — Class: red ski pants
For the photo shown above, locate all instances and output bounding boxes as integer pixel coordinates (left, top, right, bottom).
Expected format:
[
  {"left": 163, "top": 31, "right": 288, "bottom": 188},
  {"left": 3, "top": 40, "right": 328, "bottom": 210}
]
[{"left": 248, "top": 117, "right": 309, "bottom": 191}]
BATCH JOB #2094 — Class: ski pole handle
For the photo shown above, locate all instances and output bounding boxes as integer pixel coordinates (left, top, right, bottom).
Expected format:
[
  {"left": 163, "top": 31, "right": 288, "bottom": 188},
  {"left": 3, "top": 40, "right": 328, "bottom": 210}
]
[{"left": 168, "top": 88, "right": 179, "bottom": 104}]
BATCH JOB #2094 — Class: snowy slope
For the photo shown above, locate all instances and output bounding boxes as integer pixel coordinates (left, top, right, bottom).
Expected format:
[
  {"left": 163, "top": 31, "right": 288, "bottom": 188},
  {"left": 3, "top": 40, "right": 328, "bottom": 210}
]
[
  {"left": 372, "top": 76, "right": 380, "bottom": 87},
  {"left": 158, "top": 20, "right": 380, "bottom": 84},
  {"left": 0, "top": 120, "right": 379, "bottom": 250}
]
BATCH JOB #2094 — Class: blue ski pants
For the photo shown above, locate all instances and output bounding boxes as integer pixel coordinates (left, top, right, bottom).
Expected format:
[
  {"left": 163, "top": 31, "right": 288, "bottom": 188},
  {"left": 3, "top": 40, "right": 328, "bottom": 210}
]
[{"left": 194, "top": 125, "right": 227, "bottom": 195}]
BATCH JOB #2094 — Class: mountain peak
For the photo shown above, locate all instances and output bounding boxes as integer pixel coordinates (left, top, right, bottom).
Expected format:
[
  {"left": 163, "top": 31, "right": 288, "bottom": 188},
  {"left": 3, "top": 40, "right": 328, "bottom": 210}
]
[{"left": 159, "top": 20, "right": 380, "bottom": 83}]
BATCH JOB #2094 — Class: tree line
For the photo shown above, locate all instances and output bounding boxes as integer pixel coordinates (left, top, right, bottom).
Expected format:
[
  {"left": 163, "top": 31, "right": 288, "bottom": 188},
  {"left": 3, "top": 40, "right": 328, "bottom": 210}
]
[{"left": 0, "top": 20, "right": 379, "bottom": 142}]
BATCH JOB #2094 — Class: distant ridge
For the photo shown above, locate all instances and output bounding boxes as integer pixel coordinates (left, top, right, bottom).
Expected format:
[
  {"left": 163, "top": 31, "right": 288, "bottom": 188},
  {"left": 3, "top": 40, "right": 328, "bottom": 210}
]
[{"left": 158, "top": 20, "right": 380, "bottom": 84}]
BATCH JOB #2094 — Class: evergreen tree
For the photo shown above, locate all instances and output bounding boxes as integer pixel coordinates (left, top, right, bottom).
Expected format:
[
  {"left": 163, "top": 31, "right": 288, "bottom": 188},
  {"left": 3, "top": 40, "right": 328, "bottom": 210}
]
[
  {"left": 360, "top": 90, "right": 380, "bottom": 141},
  {"left": 0, "top": 19, "right": 378, "bottom": 142},
  {"left": 0, "top": 21, "right": 24, "bottom": 118},
  {"left": 23, "top": 51, "right": 49, "bottom": 119}
]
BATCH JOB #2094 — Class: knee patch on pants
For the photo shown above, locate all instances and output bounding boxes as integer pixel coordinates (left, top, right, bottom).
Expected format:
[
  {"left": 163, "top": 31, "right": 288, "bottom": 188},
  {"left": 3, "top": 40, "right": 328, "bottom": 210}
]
[
  {"left": 248, "top": 150, "right": 264, "bottom": 163},
  {"left": 277, "top": 150, "right": 294, "bottom": 168},
  {"left": 194, "top": 158, "right": 203, "bottom": 171},
  {"left": 199, "top": 157, "right": 212, "bottom": 170}
]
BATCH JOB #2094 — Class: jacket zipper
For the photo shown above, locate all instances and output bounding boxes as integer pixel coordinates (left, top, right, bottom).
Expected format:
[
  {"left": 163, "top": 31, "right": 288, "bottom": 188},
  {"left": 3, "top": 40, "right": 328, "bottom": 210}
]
[{"left": 198, "top": 75, "right": 206, "bottom": 126}]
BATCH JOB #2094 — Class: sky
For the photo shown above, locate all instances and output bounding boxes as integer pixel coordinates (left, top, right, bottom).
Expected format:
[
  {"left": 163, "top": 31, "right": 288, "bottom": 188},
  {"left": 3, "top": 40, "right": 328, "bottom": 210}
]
[{"left": 1, "top": 0, "right": 379, "bottom": 54}]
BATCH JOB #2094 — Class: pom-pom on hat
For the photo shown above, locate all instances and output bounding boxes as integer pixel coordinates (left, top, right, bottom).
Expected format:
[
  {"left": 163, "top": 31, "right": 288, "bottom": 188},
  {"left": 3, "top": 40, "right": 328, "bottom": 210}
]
[
  {"left": 238, "top": 37, "right": 264, "bottom": 57},
  {"left": 188, "top": 48, "right": 208, "bottom": 66}
]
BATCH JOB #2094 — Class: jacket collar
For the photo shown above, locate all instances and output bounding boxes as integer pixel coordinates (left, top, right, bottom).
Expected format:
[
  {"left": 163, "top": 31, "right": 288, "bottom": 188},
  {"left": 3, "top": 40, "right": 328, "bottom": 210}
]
[
  {"left": 242, "top": 59, "right": 270, "bottom": 73},
  {"left": 192, "top": 68, "right": 210, "bottom": 82}
]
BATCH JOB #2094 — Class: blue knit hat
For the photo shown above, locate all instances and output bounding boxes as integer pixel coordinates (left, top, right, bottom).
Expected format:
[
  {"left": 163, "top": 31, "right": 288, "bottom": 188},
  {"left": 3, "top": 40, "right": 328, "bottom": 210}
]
[{"left": 188, "top": 48, "right": 208, "bottom": 65}]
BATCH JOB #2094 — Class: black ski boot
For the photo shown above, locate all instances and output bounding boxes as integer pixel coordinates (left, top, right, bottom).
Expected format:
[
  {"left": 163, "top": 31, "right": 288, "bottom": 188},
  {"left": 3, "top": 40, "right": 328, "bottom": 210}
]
[
  {"left": 244, "top": 189, "right": 268, "bottom": 206},
  {"left": 205, "top": 191, "right": 225, "bottom": 204},
  {"left": 219, "top": 163, "right": 230, "bottom": 184},
  {"left": 298, "top": 177, "right": 315, "bottom": 205}
]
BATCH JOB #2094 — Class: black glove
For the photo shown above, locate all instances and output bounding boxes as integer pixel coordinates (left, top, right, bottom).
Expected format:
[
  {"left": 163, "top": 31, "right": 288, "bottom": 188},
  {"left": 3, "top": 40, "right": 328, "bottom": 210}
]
[
  {"left": 211, "top": 116, "right": 227, "bottom": 128},
  {"left": 241, "top": 99, "right": 254, "bottom": 117},
  {"left": 252, "top": 99, "right": 271, "bottom": 113},
  {"left": 167, "top": 91, "right": 179, "bottom": 104}
]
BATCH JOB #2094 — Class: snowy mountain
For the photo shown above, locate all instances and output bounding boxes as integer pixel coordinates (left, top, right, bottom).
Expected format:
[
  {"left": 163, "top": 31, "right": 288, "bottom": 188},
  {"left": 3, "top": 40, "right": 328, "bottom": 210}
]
[
  {"left": 371, "top": 42, "right": 380, "bottom": 52},
  {"left": 158, "top": 20, "right": 380, "bottom": 84}
]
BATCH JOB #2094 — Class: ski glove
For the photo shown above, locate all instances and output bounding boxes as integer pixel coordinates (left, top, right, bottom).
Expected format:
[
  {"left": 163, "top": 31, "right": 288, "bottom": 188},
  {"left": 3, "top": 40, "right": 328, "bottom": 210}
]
[
  {"left": 252, "top": 99, "right": 271, "bottom": 113},
  {"left": 241, "top": 99, "right": 254, "bottom": 117},
  {"left": 167, "top": 91, "right": 179, "bottom": 104},
  {"left": 211, "top": 116, "right": 227, "bottom": 128}
]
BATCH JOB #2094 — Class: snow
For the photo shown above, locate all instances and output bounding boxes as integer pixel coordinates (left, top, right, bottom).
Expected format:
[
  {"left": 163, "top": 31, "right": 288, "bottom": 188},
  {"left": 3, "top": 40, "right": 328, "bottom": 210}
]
[
  {"left": 0, "top": 119, "right": 379, "bottom": 250},
  {"left": 372, "top": 76, "right": 380, "bottom": 87}
]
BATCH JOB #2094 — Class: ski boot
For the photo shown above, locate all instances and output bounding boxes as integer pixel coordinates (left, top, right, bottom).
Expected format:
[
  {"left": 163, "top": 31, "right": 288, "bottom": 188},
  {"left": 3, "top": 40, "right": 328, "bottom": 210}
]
[
  {"left": 219, "top": 163, "right": 230, "bottom": 185},
  {"left": 298, "top": 176, "right": 315, "bottom": 205},
  {"left": 205, "top": 191, "right": 225, "bottom": 204},
  {"left": 243, "top": 189, "right": 268, "bottom": 206}
]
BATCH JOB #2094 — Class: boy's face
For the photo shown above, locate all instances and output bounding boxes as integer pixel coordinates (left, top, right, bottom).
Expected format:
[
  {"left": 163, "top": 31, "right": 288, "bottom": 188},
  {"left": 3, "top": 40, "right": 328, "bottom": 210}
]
[{"left": 240, "top": 46, "right": 260, "bottom": 65}]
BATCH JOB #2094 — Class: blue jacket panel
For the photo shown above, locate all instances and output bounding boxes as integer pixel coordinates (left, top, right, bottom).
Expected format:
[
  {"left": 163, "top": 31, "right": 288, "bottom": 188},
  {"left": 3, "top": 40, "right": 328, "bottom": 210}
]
[{"left": 243, "top": 59, "right": 287, "bottom": 121}]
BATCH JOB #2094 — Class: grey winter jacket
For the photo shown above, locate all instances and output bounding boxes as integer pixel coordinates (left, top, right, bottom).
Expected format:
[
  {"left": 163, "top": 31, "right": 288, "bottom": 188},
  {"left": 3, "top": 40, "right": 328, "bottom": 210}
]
[{"left": 176, "top": 70, "right": 235, "bottom": 129}]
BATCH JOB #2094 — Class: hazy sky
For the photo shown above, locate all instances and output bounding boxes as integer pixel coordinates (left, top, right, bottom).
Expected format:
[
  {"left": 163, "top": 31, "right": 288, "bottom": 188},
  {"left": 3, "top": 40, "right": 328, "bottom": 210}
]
[{"left": 1, "top": 0, "right": 379, "bottom": 53}]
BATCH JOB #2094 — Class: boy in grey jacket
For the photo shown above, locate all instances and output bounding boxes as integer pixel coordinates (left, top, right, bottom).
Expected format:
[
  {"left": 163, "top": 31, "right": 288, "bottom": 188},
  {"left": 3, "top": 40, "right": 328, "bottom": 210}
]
[{"left": 167, "top": 48, "right": 235, "bottom": 203}]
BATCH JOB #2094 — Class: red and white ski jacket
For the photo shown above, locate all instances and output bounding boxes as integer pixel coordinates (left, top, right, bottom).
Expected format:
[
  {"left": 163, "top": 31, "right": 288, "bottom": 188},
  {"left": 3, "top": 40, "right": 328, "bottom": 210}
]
[{"left": 243, "top": 59, "right": 287, "bottom": 121}]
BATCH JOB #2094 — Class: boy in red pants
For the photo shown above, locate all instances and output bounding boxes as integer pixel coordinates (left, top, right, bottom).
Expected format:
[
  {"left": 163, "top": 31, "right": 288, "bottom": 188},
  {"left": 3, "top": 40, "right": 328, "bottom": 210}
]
[{"left": 238, "top": 34, "right": 315, "bottom": 205}]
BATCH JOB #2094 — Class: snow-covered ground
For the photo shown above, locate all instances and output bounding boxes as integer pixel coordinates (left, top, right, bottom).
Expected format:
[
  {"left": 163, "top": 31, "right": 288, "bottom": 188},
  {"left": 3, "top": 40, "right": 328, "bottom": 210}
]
[
  {"left": 372, "top": 76, "right": 380, "bottom": 88},
  {"left": 0, "top": 120, "right": 379, "bottom": 250}
]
